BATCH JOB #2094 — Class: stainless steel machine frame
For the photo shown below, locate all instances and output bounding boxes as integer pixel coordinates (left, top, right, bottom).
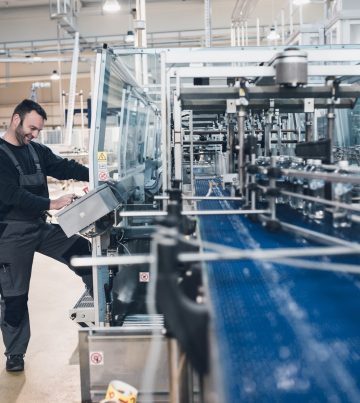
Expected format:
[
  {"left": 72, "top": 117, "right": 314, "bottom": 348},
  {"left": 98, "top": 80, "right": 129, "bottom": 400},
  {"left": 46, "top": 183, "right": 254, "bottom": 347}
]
[
  {"left": 75, "top": 44, "right": 360, "bottom": 402},
  {"left": 78, "top": 322, "right": 169, "bottom": 403}
]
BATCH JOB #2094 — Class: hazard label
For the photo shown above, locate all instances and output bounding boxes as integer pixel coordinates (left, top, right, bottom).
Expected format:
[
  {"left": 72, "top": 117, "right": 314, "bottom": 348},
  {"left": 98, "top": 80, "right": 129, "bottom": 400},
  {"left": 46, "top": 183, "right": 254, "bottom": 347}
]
[
  {"left": 97, "top": 152, "right": 107, "bottom": 161},
  {"left": 139, "top": 272, "right": 150, "bottom": 282},
  {"left": 89, "top": 351, "right": 104, "bottom": 365},
  {"left": 98, "top": 170, "right": 109, "bottom": 181}
]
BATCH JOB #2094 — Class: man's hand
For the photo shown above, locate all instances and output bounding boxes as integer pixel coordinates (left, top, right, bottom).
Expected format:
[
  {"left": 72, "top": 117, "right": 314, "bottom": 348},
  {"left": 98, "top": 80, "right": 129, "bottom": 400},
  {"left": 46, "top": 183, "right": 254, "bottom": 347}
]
[{"left": 49, "top": 194, "right": 76, "bottom": 210}]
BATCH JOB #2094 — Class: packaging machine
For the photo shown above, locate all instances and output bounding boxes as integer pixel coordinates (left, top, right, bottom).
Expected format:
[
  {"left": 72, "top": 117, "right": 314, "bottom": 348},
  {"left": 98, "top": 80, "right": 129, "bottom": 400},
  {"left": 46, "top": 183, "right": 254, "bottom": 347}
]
[{"left": 62, "top": 44, "right": 360, "bottom": 402}]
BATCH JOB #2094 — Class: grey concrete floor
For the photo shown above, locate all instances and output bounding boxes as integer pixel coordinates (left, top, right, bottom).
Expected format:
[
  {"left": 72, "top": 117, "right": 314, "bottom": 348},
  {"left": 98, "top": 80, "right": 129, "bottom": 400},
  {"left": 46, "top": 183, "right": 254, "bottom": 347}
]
[
  {"left": 0, "top": 252, "right": 84, "bottom": 403},
  {"left": 0, "top": 181, "right": 87, "bottom": 403}
]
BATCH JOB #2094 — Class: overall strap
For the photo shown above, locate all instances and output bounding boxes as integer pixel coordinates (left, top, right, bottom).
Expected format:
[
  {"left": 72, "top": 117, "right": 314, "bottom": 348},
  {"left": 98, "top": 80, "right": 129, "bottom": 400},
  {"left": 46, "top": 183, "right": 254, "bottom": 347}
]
[
  {"left": 0, "top": 142, "right": 43, "bottom": 175},
  {"left": 28, "top": 143, "right": 42, "bottom": 173},
  {"left": 0, "top": 143, "right": 24, "bottom": 175}
]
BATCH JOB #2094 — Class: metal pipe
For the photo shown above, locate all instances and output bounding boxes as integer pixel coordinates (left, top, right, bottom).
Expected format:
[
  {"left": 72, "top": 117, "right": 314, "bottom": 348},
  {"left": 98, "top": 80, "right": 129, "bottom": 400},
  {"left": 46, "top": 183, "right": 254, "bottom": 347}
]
[
  {"left": 71, "top": 245, "right": 360, "bottom": 268},
  {"left": 237, "top": 106, "right": 246, "bottom": 195},
  {"left": 65, "top": 31, "right": 79, "bottom": 146},
  {"left": 204, "top": 0, "right": 212, "bottom": 47},
  {"left": 71, "top": 255, "right": 153, "bottom": 267},
  {"left": 189, "top": 111, "right": 194, "bottom": 198},
  {"left": 241, "top": 22, "right": 245, "bottom": 47},
  {"left": 119, "top": 209, "right": 269, "bottom": 218},
  {"left": 279, "top": 221, "right": 355, "bottom": 247},
  {"left": 228, "top": 120, "right": 235, "bottom": 172},
  {"left": 327, "top": 104, "right": 335, "bottom": 163},
  {"left": 230, "top": 22, "right": 236, "bottom": 47},
  {"left": 245, "top": 21, "right": 249, "bottom": 46},
  {"left": 160, "top": 52, "right": 169, "bottom": 194},
  {"left": 269, "top": 156, "right": 277, "bottom": 220},
  {"left": 183, "top": 209, "right": 268, "bottom": 216},
  {"left": 264, "top": 122, "right": 271, "bottom": 157},
  {"left": 183, "top": 141, "right": 224, "bottom": 145},
  {"left": 289, "top": 0, "right": 293, "bottom": 35},
  {"left": 282, "top": 168, "right": 360, "bottom": 185},
  {"left": 256, "top": 18, "right": 260, "bottom": 46},
  {"left": 168, "top": 338, "right": 180, "bottom": 403},
  {"left": 178, "top": 245, "right": 360, "bottom": 264},
  {"left": 282, "top": 190, "right": 360, "bottom": 213},
  {"left": 251, "top": 153, "right": 256, "bottom": 209},
  {"left": 236, "top": 22, "right": 240, "bottom": 46},
  {"left": 281, "top": 9, "right": 285, "bottom": 45},
  {"left": 154, "top": 196, "right": 244, "bottom": 201},
  {"left": 183, "top": 130, "right": 227, "bottom": 135}
]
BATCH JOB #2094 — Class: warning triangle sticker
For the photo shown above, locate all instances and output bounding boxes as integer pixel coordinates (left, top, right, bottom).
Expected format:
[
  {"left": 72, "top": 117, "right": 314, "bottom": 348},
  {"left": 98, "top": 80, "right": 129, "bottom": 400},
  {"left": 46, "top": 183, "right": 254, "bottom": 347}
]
[{"left": 97, "top": 152, "right": 107, "bottom": 161}]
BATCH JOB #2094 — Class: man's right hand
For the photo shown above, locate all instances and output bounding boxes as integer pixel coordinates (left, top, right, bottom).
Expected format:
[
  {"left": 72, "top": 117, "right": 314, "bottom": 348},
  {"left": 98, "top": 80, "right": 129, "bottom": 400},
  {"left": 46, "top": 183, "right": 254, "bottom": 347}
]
[{"left": 49, "top": 194, "right": 76, "bottom": 210}]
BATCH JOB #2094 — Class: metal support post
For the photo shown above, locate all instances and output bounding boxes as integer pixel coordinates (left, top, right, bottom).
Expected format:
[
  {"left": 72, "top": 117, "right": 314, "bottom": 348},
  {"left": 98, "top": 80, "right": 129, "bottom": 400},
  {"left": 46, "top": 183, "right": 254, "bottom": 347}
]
[
  {"left": 167, "top": 339, "right": 194, "bottom": 403},
  {"left": 173, "top": 92, "right": 183, "bottom": 182},
  {"left": 251, "top": 153, "right": 256, "bottom": 210},
  {"left": 269, "top": 156, "right": 277, "bottom": 221},
  {"left": 228, "top": 118, "right": 235, "bottom": 172},
  {"left": 327, "top": 104, "right": 335, "bottom": 163},
  {"left": 65, "top": 31, "right": 79, "bottom": 146},
  {"left": 168, "top": 338, "right": 180, "bottom": 403},
  {"left": 237, "top": 106, "right": 246, "bottom": 195},
  {"left": 160, "top": 52, "right": 169, "bottom": 194},
  {"left": 264, "top": 122, "right": 271, "bottom": 157},
  {"left": 305, "top": 112, "right": 313, "bottom": 142},
  {"left": 245, "top": 155, "right": 250, "bottom": 204},
  {"left": 189, "top": 111, "right": 194, "bottom": 197},
  {"left": 204, "top": 0, "right": 212, "bottom": 47}
]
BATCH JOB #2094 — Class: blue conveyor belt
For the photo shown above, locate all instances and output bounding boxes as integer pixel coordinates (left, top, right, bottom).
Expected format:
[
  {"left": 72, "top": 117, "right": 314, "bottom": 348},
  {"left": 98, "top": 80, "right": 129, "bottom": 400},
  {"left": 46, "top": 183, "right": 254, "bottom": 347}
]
[{"left": 196, "top": 179, "right": 360, "bottom": 403}]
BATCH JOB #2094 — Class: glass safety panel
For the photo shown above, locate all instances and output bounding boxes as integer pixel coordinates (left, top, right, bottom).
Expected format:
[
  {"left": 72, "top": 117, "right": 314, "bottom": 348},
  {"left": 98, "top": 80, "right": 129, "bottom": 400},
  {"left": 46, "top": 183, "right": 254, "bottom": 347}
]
[{"left": 90, "top": 47, "right": 162, "bottom": 196}]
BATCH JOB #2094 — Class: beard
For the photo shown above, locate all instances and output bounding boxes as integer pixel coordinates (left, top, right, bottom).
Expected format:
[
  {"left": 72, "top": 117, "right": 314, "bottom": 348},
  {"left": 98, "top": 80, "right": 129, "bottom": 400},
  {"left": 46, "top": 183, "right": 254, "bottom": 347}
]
[{"left": 15, "top": 123, "right": 27, "bottom": 146}]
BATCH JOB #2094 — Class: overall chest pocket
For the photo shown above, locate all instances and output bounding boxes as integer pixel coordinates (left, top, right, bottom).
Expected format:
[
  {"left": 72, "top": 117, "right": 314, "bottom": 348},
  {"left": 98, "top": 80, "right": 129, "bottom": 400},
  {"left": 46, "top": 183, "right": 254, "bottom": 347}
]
[{"left": 20, "top": 173, "right": 45, "bottom": 187}]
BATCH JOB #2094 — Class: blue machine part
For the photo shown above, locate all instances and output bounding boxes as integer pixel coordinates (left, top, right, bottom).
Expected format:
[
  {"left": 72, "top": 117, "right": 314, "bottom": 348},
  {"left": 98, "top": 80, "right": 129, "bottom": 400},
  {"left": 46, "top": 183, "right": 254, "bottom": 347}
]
[{"left": 196, "top": 179, "right": 360, "bottom": 403}]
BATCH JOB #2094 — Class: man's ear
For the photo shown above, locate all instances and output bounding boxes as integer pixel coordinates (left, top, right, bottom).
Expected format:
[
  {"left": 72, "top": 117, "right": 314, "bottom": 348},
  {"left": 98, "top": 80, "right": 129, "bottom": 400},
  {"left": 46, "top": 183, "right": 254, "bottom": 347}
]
[{"left": 12, "top": 113, "right": 21, "bottom": 127}]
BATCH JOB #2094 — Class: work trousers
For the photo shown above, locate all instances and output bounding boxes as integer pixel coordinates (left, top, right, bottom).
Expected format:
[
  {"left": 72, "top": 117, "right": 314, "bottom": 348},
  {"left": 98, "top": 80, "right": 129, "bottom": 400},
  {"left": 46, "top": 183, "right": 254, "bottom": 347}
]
[{"left": 0, "top": 219, "right": 92, "bottom": 356}]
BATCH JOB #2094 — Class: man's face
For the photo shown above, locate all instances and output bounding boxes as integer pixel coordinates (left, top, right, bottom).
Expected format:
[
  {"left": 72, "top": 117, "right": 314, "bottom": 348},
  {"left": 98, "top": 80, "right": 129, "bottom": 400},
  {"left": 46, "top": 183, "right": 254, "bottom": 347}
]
[{"left": 14, "top": 110, "right": 44, "bottom": 146}]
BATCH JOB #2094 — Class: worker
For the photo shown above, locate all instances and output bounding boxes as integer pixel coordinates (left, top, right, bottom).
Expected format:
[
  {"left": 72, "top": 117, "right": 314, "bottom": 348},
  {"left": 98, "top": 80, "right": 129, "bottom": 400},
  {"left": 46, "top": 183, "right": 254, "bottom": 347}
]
[{"left": 0, "top": 99, "right": 92, "bottom": 372}]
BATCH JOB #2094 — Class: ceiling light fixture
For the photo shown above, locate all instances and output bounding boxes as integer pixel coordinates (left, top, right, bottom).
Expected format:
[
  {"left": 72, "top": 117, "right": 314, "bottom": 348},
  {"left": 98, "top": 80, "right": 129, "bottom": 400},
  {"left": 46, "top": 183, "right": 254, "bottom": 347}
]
[
  {"left": 267, "top": 27, "right": 280, "bottom": 41},
  {"left": 50, "top": 70, "right": 60, "bottom": 81},
  {"left": 103, "top": 0, "right": 121, "bottom": 13},
  {"left": 125, "top": 30, "right": 135, "bottom": 43},
  {"left": 293, "top": 0, "right": 310, "bottom": 5}
]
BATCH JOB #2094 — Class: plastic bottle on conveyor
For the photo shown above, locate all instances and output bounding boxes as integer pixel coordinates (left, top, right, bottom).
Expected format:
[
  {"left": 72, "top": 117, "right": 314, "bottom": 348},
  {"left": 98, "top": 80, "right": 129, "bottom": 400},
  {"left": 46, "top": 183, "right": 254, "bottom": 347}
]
[
  {"left": 289, "top": 157, "right": 305, "bottom": 210},
  {"left": 276, "top": 156, "right": 288, "bottom": 204},
  {"left": 308, "top": 159, "right": 326, "bottom": 222},
  {"left": 333, "top": 160, "right": 353, "bottom": 228},
  {"left": 302, "top": 159, "right": 313, "bottom": 217}
]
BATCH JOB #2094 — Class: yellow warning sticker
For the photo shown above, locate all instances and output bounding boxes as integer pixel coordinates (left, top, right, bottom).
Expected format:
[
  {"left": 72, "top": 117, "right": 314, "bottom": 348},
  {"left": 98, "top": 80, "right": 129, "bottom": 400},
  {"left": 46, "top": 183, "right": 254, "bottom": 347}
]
[{"left": 97, "top": 152, "right": 107, "bottom": 161}]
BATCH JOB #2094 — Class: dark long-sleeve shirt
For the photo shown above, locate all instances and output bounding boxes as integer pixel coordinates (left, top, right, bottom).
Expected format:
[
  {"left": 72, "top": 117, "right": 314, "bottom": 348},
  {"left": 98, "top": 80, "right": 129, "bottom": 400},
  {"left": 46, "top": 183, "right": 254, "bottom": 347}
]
[{"left": 0, "top": 138, "right": 89, "bottom": 220}]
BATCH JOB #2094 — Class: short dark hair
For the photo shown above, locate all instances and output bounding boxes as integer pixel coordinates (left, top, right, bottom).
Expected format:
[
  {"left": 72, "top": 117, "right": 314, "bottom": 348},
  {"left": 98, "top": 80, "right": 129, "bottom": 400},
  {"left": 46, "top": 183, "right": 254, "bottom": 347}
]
[{"left": 12, "top": 99, "right": 47, "bottom": 123}]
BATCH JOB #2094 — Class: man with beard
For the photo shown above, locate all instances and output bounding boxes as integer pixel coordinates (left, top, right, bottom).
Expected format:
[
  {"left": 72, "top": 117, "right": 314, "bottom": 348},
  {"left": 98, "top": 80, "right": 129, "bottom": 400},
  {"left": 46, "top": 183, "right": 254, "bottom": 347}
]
[{"left": 0, "top": 99, "right": 92, "bottom": 372}]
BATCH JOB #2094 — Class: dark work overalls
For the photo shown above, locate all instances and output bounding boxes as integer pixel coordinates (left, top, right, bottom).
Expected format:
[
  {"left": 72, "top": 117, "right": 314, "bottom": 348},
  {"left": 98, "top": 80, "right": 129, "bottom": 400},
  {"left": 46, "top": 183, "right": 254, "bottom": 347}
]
[{"left": 0, "top": 142, "right": 92, "bottom": 357}]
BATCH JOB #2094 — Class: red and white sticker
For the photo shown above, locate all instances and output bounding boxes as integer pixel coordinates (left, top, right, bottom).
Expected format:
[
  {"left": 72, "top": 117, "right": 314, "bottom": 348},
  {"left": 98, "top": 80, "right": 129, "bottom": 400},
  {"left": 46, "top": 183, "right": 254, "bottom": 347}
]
[
  {"left": 89, "top": 351, "right": 104, "bottom": 366},
  {"left": 139, "top": 272, "right": 150, "bottom": 282},
  {"left": 98, "top": 170, "right": 109, "bottom": 181}
]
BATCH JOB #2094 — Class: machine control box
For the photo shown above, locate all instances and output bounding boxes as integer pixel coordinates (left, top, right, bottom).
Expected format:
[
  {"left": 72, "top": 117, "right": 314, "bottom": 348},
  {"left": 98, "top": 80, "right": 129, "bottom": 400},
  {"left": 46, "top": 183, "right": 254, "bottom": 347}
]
[{"left": 56, "top": 183, "right": 119, "bottom": 237}]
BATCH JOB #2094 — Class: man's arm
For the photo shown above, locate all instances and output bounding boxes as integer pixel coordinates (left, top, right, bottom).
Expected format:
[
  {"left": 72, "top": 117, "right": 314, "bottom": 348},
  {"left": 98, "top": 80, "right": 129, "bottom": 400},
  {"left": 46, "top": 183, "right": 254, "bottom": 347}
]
[
  {"left": 36, "top": 143, "right": 89, "bottom": 181},
  {"left": 0, "top": 154, "right": 77, "bottom": 213}
]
